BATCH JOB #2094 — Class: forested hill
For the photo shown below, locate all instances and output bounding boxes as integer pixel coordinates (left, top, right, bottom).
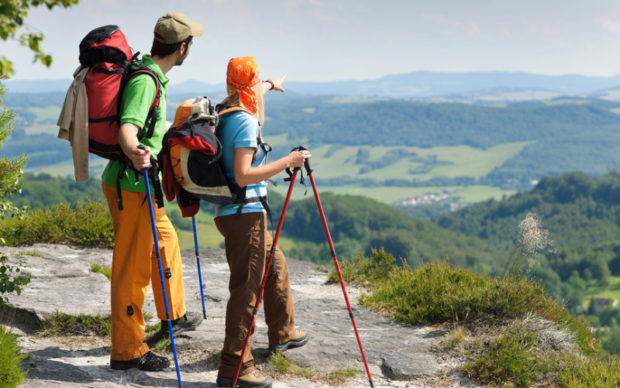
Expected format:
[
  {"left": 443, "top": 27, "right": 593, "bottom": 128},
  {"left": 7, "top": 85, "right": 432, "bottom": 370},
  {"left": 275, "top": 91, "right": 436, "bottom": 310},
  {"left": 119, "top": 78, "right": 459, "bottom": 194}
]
[
  {"left": 437, "top": 171, "right": 620, "bottom": 303},
  {"left": 279, "top": 192, "right": 500, "bottom": 273},
  {"left": 438, "top": 171, "right": 620, "bottom": 252}
]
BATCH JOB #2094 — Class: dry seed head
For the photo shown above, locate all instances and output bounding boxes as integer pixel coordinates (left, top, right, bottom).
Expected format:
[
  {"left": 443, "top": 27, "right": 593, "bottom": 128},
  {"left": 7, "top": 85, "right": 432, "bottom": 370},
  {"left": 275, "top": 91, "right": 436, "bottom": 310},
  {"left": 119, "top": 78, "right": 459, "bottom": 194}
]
[{"left": 518, "top": 212, "right": 551, "bottom": 256}]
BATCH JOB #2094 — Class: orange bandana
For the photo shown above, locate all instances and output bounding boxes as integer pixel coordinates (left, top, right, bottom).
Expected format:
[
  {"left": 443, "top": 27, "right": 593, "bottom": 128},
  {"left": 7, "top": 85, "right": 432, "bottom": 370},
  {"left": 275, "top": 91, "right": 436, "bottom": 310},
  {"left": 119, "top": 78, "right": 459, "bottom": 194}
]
[{"left": 226, "top": 56, "right": 260, "bottom": 114}]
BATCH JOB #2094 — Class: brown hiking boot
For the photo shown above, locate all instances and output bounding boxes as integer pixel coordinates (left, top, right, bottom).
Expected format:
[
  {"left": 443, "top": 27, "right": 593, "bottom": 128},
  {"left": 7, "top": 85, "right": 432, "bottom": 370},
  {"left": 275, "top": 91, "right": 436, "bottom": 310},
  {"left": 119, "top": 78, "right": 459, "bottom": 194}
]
[
  {"left": 216, "top": 370, "right": 272, "bottom": 387},
  {"left": 269, "top": 330, "right": 309, "bottom": 353}
]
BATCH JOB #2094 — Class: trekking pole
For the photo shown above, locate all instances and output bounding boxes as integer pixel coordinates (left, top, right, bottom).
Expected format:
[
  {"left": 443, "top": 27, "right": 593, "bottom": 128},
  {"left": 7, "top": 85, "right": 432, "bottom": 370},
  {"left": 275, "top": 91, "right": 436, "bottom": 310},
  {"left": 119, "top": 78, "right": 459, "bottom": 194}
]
[
  {"left": 300, "top": 150, "right": 374, "bottom": 388},
  {"left": 192, "top": 216, "right": 207, "bottom": 319},
  {"left": 232, "top": 168, "right": 300, "bottom": 387},
  {"left": 142, "top": 163, "right": 182, "bottom": 388}
]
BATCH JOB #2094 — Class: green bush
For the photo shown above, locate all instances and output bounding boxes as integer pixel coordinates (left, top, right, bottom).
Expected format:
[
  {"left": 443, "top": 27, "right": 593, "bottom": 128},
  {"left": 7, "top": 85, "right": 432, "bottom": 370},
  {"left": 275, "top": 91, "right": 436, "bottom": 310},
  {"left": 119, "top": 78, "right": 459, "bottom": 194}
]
[
  {"left": 327, "top": 248, "right": 396, "bottom": 284},
  {"left": 0, "top": 325, "right": 27, "bottom": 388},
  {"left": 341, "top": 250, "right": 598, "bottom": 355},
  {"left": 463, "top": 321, "right": 548, "bottom": 386},
  {"left": 555, "top": 354, "right": 620, "bottom": 387},
  {"left": 0, "top": 200, "right": 113, "bottom": 248}
]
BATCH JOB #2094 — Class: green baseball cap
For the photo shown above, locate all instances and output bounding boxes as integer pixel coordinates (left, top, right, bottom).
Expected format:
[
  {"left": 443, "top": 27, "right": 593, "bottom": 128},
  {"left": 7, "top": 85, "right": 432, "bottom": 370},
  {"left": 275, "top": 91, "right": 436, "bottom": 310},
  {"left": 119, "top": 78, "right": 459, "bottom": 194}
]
[{"left": 154, "top": 12, "right": 204, "bottom": 44}]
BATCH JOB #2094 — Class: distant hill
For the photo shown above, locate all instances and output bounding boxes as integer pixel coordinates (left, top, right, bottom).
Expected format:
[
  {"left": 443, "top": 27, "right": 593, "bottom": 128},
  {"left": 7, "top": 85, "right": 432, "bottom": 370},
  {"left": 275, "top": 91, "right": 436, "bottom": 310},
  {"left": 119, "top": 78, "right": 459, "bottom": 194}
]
[
  {"left": 5, "top": 92, "right": 620, "bottom": 190},
  {"left": 280, "top": 192, "right": 500, "bottom": 272},
  {"left": 5, "top": 70, "right": 620, "bottom": 98}
]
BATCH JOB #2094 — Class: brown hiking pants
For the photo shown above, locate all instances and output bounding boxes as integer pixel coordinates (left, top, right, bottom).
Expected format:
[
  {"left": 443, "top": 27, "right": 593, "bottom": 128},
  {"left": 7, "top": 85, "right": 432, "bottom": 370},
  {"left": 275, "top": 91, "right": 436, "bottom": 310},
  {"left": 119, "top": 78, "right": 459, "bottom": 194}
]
[
  {"left": 103, "top": 183, "right": 186, "bottom": 361},
  {"left": 215, "top": 212, "right": 296, "bottom": 377}
]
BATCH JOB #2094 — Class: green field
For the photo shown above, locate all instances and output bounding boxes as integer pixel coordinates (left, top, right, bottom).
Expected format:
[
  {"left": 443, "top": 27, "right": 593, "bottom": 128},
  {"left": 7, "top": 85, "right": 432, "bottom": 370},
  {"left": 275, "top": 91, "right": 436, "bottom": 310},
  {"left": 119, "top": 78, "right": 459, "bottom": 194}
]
[
  {"left": 294, "top": 141, "right": 531, "bottom": 181},
  {"left": 26, "top": 158, "right": 108, "bottom": 177},
  {"left": 270, "top": 181, "right": 515, "bottom": 204}
]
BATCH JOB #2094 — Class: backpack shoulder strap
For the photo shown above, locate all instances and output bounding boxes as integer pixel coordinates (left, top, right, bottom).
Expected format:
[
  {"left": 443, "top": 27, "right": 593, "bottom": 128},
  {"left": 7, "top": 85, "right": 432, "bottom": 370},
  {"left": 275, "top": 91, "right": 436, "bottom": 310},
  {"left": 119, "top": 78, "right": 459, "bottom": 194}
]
[{"left": 120, "top": 65, "right": 162, "bottom": 140}]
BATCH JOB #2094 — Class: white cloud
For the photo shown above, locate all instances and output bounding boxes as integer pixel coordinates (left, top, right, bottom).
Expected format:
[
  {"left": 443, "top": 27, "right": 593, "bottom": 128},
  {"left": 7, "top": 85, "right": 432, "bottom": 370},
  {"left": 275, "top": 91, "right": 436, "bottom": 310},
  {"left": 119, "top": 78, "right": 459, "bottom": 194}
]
[{"left": 599, "top": 18, "right": 620, "bottom": 35}]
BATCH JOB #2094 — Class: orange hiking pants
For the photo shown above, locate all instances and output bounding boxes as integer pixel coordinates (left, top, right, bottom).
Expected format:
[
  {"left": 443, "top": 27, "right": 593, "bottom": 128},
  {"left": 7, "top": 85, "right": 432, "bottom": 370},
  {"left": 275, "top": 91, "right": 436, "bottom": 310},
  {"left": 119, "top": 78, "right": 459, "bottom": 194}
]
[
  {"left": 103, "top": 182, "right": 186, "bottom": 361},
  {"left": 215, "top": 212, "right": 296, "bottom": 377}
]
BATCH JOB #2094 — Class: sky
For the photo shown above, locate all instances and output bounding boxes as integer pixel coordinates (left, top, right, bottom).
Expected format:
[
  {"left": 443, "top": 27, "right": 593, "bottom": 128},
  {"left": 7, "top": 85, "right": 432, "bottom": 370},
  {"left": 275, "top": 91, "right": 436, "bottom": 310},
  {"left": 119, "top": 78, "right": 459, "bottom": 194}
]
[{"left": 4, "top": 0, "right": 620, "bottom": 85}]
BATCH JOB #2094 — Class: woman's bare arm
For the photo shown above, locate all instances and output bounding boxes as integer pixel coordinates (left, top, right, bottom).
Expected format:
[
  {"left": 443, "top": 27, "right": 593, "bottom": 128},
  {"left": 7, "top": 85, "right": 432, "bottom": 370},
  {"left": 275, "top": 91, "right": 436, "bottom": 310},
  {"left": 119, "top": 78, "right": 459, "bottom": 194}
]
[{"left": 233, "top": 147, "right": 310, "bottom": 187}]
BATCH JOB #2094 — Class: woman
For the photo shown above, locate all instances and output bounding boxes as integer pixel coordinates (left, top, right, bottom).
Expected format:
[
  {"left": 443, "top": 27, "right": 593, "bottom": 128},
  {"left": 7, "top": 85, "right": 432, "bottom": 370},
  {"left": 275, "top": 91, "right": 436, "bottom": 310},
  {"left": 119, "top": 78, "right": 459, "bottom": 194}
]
[{"left": 214, "top": 56, "right": 311, "bottom": 388}]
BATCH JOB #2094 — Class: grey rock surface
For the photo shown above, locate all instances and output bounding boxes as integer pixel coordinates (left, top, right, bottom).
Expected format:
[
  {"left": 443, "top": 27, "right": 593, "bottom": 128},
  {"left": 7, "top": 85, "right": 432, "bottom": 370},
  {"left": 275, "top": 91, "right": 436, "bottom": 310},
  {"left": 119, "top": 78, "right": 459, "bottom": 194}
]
[{"left": 1, "top": 244, "right": 477, "bottom": 387}]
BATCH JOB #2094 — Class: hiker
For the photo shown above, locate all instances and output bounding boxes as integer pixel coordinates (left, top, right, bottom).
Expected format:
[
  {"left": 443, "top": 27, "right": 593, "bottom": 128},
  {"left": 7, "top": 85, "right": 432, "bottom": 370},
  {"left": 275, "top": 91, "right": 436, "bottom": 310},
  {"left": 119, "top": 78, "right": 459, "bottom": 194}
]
[
  {"left": 100, "top": 13, "right": 205, "bottom": 371},
  {"left": 212, "top": 56, "right": 311, "bottom": 388}
]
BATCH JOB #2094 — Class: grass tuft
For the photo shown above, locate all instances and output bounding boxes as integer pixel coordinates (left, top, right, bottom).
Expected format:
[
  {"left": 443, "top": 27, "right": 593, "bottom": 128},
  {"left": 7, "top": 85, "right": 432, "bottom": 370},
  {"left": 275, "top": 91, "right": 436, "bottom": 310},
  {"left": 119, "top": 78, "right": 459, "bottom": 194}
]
[
  {"left": 445, "top": 326, "right": 467, "bottom": 348},
  {"left": 267, "top": 352, "right": 358, "bottom": 383},
  {"left": 89, "top": 263, "right": 111, "bottom": 280},
  {"left": 463, "top": 320, "right": 547, "bottom": 386},
  {"left": 153, "top": 337, "right": 172, "bottom": 352},
  {"left": 268, "top": 352, "right": 316, "bottom": 378},
  {"left": 15, "top": 251, "right": 42, "bottom": 258},
  {"left": 322, "top": 367, "right": 358, "bottom": 384},
  {"left": 555, "top": 353, "right": 620, "bottom": 387},
  {"left": 0, "top": 325, "right": 27, "bottom": 388},
  {"left": 39, "top": 312, "right": 111, "bottom": 337}
]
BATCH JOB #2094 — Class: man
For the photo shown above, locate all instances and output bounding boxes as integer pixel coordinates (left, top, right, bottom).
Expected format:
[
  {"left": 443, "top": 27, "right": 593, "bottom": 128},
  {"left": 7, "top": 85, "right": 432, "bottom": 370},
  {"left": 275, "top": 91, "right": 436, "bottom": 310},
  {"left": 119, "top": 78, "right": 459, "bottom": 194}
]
[{"left": 101, "top": 12, "right": 204, "bottom": 371}]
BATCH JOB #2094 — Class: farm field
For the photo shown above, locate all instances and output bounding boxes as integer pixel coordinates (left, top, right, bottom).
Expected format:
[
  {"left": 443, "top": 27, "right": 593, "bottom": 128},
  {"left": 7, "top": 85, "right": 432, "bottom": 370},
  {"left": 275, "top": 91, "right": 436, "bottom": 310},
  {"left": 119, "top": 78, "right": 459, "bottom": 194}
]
[{"left": 269, "top": 182, "right": 515, "bottom": 204}]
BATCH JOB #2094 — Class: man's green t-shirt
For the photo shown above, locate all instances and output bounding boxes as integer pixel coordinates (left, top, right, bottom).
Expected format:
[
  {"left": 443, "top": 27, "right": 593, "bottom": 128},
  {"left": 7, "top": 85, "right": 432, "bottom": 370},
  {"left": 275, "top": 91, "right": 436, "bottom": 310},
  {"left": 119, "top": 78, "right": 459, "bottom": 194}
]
[{"left": 101, "top": 55, "right": 169, "bottom": 193}]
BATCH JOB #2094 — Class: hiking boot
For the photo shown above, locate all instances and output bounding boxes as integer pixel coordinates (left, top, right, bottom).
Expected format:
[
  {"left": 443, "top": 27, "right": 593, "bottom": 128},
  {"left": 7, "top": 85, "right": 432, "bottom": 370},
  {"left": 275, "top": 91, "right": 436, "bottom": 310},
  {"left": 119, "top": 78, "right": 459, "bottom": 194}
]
[
  {"left": 110, "top": 351, "right": 170, "bottom": 371},
  {"left": 160, "top": 311, "right": 203, "bottom": 337},
  {"left": 269, "top": 330, "right": 309, "bottom": 353},
  {"left": 216, "top": 370, "right": 272, "bottom": 387}
]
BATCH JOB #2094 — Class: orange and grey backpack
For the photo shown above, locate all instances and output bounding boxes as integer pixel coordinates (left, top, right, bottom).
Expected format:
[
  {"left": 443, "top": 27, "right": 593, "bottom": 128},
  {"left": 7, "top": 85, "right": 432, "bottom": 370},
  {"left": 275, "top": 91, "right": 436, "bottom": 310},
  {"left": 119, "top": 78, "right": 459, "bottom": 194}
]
[{"left": 159, "top": 97, "right": 271, "bottom": 218}]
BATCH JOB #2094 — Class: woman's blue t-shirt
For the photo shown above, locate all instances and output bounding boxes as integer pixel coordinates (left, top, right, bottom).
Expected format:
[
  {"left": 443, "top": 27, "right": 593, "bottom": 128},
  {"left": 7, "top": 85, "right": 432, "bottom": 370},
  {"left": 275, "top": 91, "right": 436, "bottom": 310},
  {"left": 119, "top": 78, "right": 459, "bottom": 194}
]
[{"left": 215, "top": 111, "right": 267, "bottom": 217}]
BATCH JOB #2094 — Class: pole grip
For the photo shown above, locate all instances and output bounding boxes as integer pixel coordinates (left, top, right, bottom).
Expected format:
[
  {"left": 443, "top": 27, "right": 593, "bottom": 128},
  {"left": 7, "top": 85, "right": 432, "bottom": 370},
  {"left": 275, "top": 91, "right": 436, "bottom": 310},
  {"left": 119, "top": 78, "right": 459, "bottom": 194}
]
[{"left": 303, "top": 156, "right": 313, "bottom": 175}]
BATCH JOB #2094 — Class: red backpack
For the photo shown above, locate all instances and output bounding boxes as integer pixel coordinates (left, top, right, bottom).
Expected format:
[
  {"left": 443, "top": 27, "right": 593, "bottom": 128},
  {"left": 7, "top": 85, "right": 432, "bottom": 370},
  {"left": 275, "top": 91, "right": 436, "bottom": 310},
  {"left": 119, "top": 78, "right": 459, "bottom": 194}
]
[{"left": 79, "top": 25, "right": 161, "bottom": 160}]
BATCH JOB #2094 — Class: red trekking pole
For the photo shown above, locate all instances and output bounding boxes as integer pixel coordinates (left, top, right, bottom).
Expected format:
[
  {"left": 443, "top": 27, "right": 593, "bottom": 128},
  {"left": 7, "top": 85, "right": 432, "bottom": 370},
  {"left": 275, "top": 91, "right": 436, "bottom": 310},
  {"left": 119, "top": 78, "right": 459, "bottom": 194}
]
[
  {"left": 232, "top": 169, "right": 300, "bottom": 387},
  {"left": 300, "top": 147, "right": 374, "bottom": 388}
]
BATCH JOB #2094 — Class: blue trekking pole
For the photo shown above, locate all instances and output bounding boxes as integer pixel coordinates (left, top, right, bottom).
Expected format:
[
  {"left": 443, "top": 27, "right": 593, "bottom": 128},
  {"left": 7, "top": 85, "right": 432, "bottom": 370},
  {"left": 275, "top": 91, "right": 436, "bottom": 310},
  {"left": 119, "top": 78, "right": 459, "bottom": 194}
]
[
  {"left": 192, "top": 216, "right": 207, "bottom": 319},
  {"left": 142, "top": 164, "right": 182, "bottom": 387}
]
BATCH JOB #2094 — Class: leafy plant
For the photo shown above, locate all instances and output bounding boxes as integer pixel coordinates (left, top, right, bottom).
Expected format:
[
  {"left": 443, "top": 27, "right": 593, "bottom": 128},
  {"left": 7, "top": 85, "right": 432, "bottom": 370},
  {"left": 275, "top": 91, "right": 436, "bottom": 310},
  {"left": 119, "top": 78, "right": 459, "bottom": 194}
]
[
  {"left": 0, "top": 85, "right": 30, "bottom": 305},
  {"left": 0, "top": 0, "right": 80, "bottom": 78},
  {"left": 0, "top": 254, "right": 29, "bottom": 305}
]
